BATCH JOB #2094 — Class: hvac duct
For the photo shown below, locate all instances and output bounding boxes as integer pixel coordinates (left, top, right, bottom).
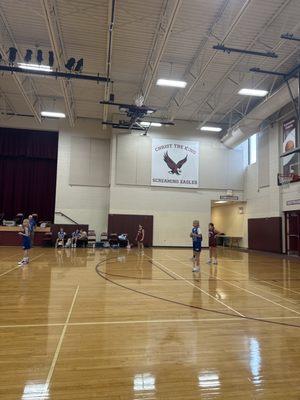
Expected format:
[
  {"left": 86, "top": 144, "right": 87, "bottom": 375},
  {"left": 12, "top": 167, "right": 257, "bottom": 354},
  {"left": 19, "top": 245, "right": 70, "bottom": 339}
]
[{"left": 221, "top": 78, "right": 298, "bottom": 148}]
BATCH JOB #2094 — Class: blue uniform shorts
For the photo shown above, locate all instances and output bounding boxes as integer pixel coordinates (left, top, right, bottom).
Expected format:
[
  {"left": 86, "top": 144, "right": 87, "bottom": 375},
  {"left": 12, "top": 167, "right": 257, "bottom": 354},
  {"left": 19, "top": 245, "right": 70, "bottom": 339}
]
[
  {"left": 193, "top": 242, "right": 202, "bottom": 253},
  {"left": 23, "top": 236, "right": 31, "bottom": 250}
]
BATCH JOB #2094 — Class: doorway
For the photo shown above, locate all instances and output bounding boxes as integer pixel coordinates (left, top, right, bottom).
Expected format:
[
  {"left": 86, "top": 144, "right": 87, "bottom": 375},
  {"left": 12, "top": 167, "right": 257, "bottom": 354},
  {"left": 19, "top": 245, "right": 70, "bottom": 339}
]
[
  {"left": 211, "top": 200, "right": 246, "bottom": 248},
  {"left": 285, "top": 211, "right": 300, "bottom": 255}
]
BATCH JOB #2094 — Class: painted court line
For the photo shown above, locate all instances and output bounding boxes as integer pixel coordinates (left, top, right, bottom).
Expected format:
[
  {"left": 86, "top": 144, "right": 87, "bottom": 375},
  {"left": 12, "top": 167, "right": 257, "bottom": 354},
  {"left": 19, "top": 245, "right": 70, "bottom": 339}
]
[
  {"left": 41, "top": 285, "right": 79, "bottom": 399},
  {"left": 1, "top": 316, "right": 300, "bottom": 330},
  {"left": 0, "top": 323, "right": 65, "bottom": 329},
  {"left": 204, "top": 259, "right": 300, "bottom": 296},
  {"left": 170, "top": 255, "right": 300, "bottom": 316},
  {"left": 169, "top": 255, "right": 300, "bottom": 305},
  {"left": 144, "top": 255, "right": 245, "bottom": 317},
  {"left": 0, "top": 266, "right": 19, "bottom": 278},
  {"left": 0, "top": 252, "right": 45, "bottom": 278}
]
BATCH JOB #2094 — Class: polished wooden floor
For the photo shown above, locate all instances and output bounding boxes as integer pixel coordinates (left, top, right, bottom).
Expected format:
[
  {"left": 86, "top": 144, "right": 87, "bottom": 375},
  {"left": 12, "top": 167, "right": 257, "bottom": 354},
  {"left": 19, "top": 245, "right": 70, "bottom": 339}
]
[{"left": 1, "top": 246, "right": 300, "bottom": 399}]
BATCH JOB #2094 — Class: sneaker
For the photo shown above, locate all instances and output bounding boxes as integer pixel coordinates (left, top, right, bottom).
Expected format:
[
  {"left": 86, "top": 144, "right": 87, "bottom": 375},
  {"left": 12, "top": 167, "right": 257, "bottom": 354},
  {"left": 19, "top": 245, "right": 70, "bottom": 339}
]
[
  {"left": 192, "top": 267, "right": 200, "bottom": 272},
  {"left": 213, "top": 260, "right": 218, "bottom": 265},
  {"left": 18, "top": 259, "right": 28, "bottom": 266},
  {"left": 207, "top": 259, "right": 212, "bottom": 264}
]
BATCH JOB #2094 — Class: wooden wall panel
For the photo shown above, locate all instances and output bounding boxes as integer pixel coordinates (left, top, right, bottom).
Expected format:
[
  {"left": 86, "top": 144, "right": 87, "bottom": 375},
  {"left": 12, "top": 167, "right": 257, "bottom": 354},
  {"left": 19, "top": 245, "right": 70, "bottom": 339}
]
[
  {"left": 108, "top": 214, "right": 153, "bottom": 247},
  {"left": 248, "top": 217, "right": 282, "bottom": 253}
]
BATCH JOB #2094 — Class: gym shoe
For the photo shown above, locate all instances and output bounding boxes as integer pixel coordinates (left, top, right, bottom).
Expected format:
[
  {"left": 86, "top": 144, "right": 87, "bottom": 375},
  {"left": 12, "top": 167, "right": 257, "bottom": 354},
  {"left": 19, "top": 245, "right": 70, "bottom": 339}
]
[
  {"left": 213, "top": 260, "right": 218, "bottom": 265},
  {"left": 207, "top": 259, "right": 212, "bottom": 264},
  {"left": 18, "top": 259, "right": 28, "bottom": 266},
  {"left": 192, "top": 267, "right": 200, "bottom": 272}
]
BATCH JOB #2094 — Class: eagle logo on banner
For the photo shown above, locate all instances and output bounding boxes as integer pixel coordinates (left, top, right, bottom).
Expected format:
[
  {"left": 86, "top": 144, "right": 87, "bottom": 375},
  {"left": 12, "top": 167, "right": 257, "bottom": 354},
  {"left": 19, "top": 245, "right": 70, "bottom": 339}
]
[{"left": 163, "top": 151, "right": 188, "bottom": 175}]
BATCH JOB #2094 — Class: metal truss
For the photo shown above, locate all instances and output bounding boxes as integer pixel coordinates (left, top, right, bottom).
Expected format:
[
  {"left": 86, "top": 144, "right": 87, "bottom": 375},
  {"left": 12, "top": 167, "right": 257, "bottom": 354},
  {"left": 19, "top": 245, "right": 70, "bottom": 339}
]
[{"left": 0, "top": 6, "right": 43, "bottom": 122}]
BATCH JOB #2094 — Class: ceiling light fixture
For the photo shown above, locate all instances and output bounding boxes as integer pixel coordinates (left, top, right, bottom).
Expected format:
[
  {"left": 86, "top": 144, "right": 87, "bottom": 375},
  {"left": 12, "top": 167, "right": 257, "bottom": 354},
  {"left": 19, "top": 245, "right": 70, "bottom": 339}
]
[
  {"left": 74, "top": 58, "right": 83, "bottom": 73},
  {"left": 41, "top": 111, "right": 66, "bottom": 118},
  {"left": 140, "top": 121, "right": 162, "bottom": 127},
  {"left": 18, "top": 63, "right": 52, "bottom": 71},
  {"left": 24, "top": 49, "right": 33, "bottom": 63},
  {"left": 65, "top": 57, "right": 76, "bottom": 71},
  {"left": 8, "top": 47, "right": 17, "bottom": 64},
  {"left": 156, "top": 78, "right": 187, "bottom": 88},
  {"left": 36, "top": 49, "right": 43, "bottom": 65},
  {"left": 215, "top": 200, "right": 228, "bottom": 204},
  {"left": 238, "top": 88, "right": 268, "bottom": 97},
  {"left": 48, "top": 51, "right": 54, "bottom": 67},
  {"left": 201, "top": 126, "right": 222, "bottom": 132}
]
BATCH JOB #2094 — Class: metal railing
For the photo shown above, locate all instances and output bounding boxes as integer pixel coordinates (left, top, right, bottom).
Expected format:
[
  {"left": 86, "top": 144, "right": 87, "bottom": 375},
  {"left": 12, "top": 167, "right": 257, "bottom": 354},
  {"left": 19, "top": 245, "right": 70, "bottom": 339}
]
[{"left": 55, "top": 212, "right": 78, "bottom": 225}]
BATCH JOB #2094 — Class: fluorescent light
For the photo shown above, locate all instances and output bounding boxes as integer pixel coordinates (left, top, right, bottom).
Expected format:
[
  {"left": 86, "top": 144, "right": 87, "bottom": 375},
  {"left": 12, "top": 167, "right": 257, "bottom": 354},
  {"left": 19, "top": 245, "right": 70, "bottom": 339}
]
[
  {"left": 156, "top": 78, "right": 187, "bottom": 88},
  {"left": 215, "top": 201, "right": 227, "bottom": 204},
  {"left": 18, "top": 63, "right": 52, "bottom": 72},
  {"left": 201, "top": 126, "right": 222, "bottom": 132},
  {"left": 140, "top": 121, "right": 162, "bottom": 127},
  {"left": 238, "top": 88, "right": 268, "bottom": 97},
  {"left": 41, "top": 111, "right": 66, "bottom": 118}
]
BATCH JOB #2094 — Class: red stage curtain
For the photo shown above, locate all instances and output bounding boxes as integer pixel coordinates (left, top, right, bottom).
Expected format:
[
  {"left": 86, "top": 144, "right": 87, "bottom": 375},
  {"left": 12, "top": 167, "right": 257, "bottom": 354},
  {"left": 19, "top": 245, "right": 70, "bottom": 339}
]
[{"left": 0, "top": 128, "right": 58, "bottom": 221}]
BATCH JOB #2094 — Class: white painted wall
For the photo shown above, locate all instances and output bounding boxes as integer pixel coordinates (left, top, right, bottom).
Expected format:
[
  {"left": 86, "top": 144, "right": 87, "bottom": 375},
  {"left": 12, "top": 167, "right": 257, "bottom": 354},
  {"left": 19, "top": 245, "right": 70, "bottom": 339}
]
[
  {"left": 1, "top": 117, "right": 246, "bottom": 244},
  {"left": 211, "top": 203, "right": 246, "bottom": 247},
  {"left": 110, "top": 121, "right": 246, "bottom": 246},
  {"left": 243, "top": 123, "right": 281, "bottom": 247},
  {"left": 54, "top": 119, "right": 110, "bottom": 237}
]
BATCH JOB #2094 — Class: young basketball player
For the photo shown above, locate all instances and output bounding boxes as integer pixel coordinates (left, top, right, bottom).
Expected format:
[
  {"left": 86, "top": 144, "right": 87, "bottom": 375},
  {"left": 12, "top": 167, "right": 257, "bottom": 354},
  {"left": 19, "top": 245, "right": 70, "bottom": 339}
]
[
  {"left": 71, "top": 229, "right": 80, "bottom": 248},
  {"left": 28, "top": 214, "right": 36, "bottom": 246},
  {"left": 55, "top": 227, "right": 66, "bottom": 248},
  {"left": 208, "top": 223, "right": 219, "bottom": 265},
  {"left": 18, "top": 219, "right": 31, "bottom": 266},
  {"left": 135, "top": 225, "right": 145, "bottom": 251},
  {"left": 190, "top": 220, "right": 202, "bottom": 272}
]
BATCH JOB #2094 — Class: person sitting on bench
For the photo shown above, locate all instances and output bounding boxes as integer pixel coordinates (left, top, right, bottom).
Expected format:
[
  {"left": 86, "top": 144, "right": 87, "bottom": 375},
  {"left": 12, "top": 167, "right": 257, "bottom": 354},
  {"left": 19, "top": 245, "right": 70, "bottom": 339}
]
[
  {"left": 77, "top": 229, "right": 88, "bottom": 248},
  {"left": 71, "top": 229, "right": 80, "bottom": 248},
  {"left": 55, "top": 227, "right": 66, "bottom": 248}
]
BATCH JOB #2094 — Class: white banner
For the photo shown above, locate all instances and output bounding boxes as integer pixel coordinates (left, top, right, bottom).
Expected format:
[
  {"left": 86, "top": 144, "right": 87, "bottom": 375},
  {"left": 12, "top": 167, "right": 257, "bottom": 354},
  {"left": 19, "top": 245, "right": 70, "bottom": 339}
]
[{"left": 151, "top": 138, "right": 199, "bottom": 188}]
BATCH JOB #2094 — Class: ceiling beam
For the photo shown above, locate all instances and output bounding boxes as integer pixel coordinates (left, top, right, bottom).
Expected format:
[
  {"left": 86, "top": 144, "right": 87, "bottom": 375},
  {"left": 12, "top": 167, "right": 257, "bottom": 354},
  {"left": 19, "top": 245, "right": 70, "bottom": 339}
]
[
  {"left": 41, "top": 0, "right": 76, "bottom": 126},
  {"left": 0, "top": 86, "right": 16, "bottom": 118},
  {"left": 199, "top": 0, "right": 299, "bottom": 128},
  {"left": 219, "top": 45, "right": 300, "bottom": 126},
  {"left": 0, "top": 7, "right": 42, "bottom": 122},
  {"left": 102, "top": 0, "right": 116, "bottom": 125},
  {"left": 167, "top": 0, "right": 254, "bottom": 120},
  {"left": 166, "top": 0, "right": 231, "bottom": 117},
  {"left": 139, "top": 0, "right": 183, "bottom": 103}
]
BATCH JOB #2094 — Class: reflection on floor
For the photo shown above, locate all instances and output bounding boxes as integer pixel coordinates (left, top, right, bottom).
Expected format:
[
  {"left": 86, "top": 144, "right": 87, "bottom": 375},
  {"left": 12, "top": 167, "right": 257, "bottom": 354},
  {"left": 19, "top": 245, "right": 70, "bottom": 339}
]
[{"left": 0, "top": 246, "right": 300, "bottom": 399}]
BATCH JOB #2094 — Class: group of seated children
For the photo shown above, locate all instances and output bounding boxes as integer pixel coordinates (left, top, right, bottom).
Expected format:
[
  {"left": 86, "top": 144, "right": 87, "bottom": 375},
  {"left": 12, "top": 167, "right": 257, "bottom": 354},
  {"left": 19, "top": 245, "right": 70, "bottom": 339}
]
[{"left": 55, "top": 228, "right": 88, "bottom": 248}]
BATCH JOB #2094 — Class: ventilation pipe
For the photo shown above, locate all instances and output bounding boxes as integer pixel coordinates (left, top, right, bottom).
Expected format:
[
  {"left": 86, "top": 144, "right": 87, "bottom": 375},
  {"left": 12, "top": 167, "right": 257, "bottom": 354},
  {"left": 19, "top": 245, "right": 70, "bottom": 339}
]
[{"left": 221, "top": 78, "right": 298, "bottom": 148}]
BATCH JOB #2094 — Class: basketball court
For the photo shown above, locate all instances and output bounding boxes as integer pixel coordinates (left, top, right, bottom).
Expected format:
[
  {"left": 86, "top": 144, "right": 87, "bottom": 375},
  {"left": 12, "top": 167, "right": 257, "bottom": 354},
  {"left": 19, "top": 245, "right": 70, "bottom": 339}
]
[
  {"left": 1, "top": 247, "right": 300, "bottom": 399},
  {"left": 2, "top": 0, "right": 300, "bottom": 399}
]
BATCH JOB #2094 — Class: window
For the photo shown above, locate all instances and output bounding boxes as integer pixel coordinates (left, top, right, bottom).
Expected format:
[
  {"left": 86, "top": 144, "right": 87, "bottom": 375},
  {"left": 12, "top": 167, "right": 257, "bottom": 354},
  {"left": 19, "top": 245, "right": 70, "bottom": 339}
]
[{"left": 249, "top": 134, "right": 257, "bottom": 165}]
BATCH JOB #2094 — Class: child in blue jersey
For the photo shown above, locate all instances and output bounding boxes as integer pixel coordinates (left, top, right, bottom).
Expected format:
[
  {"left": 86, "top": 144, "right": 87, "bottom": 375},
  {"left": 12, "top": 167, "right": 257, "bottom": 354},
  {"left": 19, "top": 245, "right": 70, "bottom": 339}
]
[
  {"left": 55, "top": 227, "right": 66, "bottom": 248},
  {"left": 190, "top": 220, "right": 202, "bottom": 272},
  {"left": 28, "top": 214, "right": 37, "bottom": 245},
  {"left": 71, "top": 229, "right": 80, "bottom": 248},
  {"left": 18, "top": 219, "right": 31, "bottom": 266}
]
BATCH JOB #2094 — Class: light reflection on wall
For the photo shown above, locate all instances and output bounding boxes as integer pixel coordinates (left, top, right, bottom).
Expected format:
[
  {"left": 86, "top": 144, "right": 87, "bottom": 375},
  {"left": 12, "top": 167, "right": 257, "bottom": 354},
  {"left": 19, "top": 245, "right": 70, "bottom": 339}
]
[
  {"left": 22, "top": 382, "right": 49, "bottom": 399},
  {"left": 134, "top": 373, "right": 156, "bottom": 392},
  {"left": 249, "top": 337, "right": 262, "bottom": 386}
]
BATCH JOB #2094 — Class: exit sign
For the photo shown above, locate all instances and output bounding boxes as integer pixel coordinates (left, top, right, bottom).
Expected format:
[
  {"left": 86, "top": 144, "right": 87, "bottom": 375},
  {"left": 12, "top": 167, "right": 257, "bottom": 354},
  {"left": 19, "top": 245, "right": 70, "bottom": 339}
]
[{"left": 220, "top": 195, "right": 239, "bottom": 201}]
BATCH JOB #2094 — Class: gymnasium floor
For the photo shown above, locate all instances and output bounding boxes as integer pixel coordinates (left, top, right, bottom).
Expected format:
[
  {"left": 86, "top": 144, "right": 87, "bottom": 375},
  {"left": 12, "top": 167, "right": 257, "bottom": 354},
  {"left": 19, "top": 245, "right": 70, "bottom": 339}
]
[{"left": 1, "top": 246, "right": 300, "bottom": 399}]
